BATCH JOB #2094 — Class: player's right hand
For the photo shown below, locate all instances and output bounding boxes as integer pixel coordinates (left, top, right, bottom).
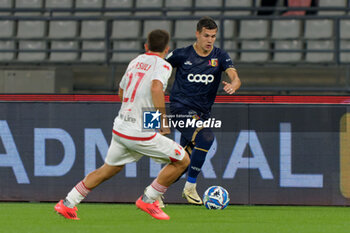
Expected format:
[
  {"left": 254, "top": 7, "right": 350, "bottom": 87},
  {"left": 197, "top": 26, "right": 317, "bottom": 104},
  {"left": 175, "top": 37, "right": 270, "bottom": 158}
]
[{"left": 159, "top": 127, "right": 171, "bottom": 135}]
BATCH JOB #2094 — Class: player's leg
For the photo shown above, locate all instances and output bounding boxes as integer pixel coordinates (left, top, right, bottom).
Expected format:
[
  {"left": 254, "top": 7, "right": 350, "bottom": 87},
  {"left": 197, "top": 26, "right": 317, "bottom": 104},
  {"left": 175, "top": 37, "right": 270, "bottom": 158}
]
[
  {"left": 65, "top": 164, "right": 124, "bottom": 207},
  {"left": 182, "top": 128, "right": 214, "bottom": 205},
  {"left": 54, "top": 164, "right": 123, "bottom": 220},
  {"left": 141, "top": 155, "right": 189, "bottom": 203},
  {"left": 172, "top": 135, "right": 192, "bottom": 183},
  {"left": 137, "top": 154, "right": 189, "bottom": 220},
  {"left": 134, "top": 134, "right": 189, "bottom": 220},
  {"left": 55, "top": 133, "right": 130, "bottom": 220}
]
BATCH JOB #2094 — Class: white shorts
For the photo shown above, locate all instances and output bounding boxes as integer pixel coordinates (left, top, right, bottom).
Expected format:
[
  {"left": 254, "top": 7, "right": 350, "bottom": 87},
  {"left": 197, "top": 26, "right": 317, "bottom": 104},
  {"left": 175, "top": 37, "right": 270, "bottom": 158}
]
[{"left": 105, "top": 130, "right": 186, "bottom": 166}]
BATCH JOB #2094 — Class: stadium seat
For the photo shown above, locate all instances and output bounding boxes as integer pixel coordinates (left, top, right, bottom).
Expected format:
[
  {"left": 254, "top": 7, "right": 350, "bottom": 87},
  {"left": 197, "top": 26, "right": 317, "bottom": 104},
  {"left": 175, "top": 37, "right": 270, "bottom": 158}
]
[
  {"left": 194, "top": 0, "right": 222, "bottom": 16},
  {"left": 81, "top": 41, "right": 105, "bottom": 62},
  {"left": 50, "top": 41, "right": 78, "bottom": 61},
  {"left": 239, "top": 20, "right": 269, "bottom": 39},
  {"left": 306, "top": 40, "right": 334, "bottom": 62},
  {"left": 81, "top": 20, "right": 105, "bottom": 38},
  {"left": 111, "top": 20, "right": 140, "bottom": 39},
  {"left": 304, "top": 20, "right": 333, "bottom": 39},
  {"left": 240, "top": 40, "right": 269, "bottom": 62},
  {"left": 135, "top": 0, "right": 162, "bottom": 16},
  {"left": 273, "top": 40, "right": 302, "bottom": 62},
  {"left": 165, "top": 0, "right": 191, "bottom": 16},
  {"left": 75, "top": 0, "right": 103, "bottom": 15},
  {"left": 271, "top": 20, "right": 301, "bottom": 39},
  {"left": 0, "top": 0, "right": 12, "bottom": 15},
  {"left": 17, "top": 21, "right": 46, "bottom": 38},
  {"left": 318, "top": 0, "right": 346, "bottom": 15},
  {"left": 45, "top": 0, "right": 73, "bottom": 15},
  {"left": 15, "top": 0, "right": 43, "bottom": 15},
  {"left": 340, "top": 40, "right": 350, "bottom": 63},
  {"left": 49, "top": 21, "right": 77, "bottom": 38},
  {"left": 174, "top": 20, "right": 197, "bottom": 39},
  {"left": 0, "top": 20, "right": 15, "bottom": 37},
  {"left": 143, "top": 20, "right": 171, "bottom": 38},
  {"left": 46, "top": 0, "right": 72, "bottom": 8},
  {"left": 340, "top": 20, "right": 350, "bottom": 39},
  {"left": 217, "top": 20, "right": 235, "bottom": 39},
  {"left": 112, "top": 40, "right": 141, "bottom": 62},
  {"left": 104, "top": 0, "right": 133, "bottom": 15},
  {"left": 224, "top": 0, "right": 253, "bottom": 15},
  {"left": 0, "top": 41, "right": 14, "bottom": 61},
  {"left": 18, "top": 40, "right": 47, "bottom": 61},
  {"left": 223, "top": 40, "right": 237, "bottom": 60}
]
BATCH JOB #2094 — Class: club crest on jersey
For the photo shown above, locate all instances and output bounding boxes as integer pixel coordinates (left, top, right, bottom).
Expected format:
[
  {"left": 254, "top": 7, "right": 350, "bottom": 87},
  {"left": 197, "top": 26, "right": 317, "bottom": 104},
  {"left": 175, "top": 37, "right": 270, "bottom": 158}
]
[
  {"left": 143, "top": 110, "right": 161, "bottom": 129},
  {"left": 208, "top": 58, "right": 218, "bottom": 67}
]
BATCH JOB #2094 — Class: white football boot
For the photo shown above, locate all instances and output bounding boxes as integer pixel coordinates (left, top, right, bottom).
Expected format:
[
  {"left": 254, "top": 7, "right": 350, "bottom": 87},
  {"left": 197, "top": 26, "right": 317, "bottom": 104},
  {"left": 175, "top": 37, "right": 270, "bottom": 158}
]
[{"left": 182, "top": 183, "right": 203, "bottom": 205}]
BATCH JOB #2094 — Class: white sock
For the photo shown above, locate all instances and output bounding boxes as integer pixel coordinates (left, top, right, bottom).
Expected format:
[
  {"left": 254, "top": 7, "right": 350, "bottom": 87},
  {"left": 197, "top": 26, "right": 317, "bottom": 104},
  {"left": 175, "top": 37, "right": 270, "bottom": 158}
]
[
  {"left": 143, "top": 180, "right": 168, "bottom": 203},
  {"left": 65, "top": 181, "right": 91, "bottom": 208},
  {"left": 184, "top": 181, "right": 196, "bottom": 190}
]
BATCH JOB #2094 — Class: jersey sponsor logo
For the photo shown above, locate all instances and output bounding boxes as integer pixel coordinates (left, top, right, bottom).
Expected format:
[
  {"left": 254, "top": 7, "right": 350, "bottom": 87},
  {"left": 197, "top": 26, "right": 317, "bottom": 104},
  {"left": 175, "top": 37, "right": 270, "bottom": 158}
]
[
  {"left": 208, "top": 58, "right": 218, "bottom": 67},
  {"left": 143, "top": 110, "right": 161, "bottom": 129},
  {"left": 187, "top": 74, "right": 214, "bottom": 85},
  {"left": 119, "top": 113, "right": 136, "bottom": 123},
  {"left": 184, "top": 61, "right": 193, "bottom": 65}
]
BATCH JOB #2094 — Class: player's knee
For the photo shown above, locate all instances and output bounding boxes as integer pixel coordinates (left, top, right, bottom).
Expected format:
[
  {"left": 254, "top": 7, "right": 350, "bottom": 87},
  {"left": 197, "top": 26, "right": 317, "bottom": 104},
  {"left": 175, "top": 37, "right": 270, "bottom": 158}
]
[
  {"left": 178, "top": 152, "right": 190, "bottom": 171},
  {"left": 195, "top": 128, "right": 214, "bottom": 150}
]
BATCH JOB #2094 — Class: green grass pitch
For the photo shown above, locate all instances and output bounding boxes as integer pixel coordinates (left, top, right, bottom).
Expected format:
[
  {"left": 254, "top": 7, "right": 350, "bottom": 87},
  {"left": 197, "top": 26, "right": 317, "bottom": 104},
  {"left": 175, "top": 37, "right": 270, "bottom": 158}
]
[{"left": 0, "top": 202, "right": 350, "bottom": 233}]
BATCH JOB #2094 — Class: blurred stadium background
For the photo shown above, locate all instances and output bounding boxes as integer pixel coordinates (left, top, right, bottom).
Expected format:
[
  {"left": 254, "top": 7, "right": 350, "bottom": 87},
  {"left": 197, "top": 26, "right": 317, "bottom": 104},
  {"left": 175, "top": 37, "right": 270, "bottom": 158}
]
[
  {"left": 3, "top": 1, "right": 350, "bottom": 218},
  {"left": 0, "top": 0, "right": 349, "bottom": 95}
]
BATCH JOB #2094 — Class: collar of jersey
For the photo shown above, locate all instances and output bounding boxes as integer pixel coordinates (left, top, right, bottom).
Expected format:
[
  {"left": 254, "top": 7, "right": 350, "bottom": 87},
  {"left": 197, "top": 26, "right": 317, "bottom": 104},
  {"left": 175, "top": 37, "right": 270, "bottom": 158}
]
[
  {"left": 145, "top": 52, "right": 161, "bottom": 58},
  {"left": 192, "top": 44, "right": 214, "bottom": 58}
]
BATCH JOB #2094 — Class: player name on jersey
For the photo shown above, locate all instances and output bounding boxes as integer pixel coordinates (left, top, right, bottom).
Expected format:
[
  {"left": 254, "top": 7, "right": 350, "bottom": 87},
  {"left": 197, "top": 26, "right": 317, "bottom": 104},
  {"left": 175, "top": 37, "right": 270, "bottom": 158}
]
[{"left": 134, "top": 62, "right": 152, "bottom": 71}]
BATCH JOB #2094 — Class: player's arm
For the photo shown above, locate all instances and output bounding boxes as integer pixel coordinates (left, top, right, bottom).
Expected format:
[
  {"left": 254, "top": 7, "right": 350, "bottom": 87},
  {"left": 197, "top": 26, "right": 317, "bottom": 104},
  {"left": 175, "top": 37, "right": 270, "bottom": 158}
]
[
  {"left": 222, "top": 68, "right": 241, "bottom": 95},
  {"left": 118, "top": 88, "right": 124, "bottom": 101},
  {"left": 151, "top": 79, "right": 170, "bottom": 135}
]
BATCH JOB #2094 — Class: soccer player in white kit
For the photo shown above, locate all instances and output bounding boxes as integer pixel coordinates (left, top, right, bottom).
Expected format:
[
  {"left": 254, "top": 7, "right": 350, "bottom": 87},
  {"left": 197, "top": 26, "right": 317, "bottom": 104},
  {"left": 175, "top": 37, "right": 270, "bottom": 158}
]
[{"left": 54, "top": 29, "right": 190, "bottom": 220}]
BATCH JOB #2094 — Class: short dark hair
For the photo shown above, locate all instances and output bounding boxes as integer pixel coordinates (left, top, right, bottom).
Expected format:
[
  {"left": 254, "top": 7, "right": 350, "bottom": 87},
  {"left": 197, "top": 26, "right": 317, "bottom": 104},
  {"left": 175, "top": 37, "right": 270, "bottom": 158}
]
[
  {"left": 196, "top": 16, "right": 218, "bottom": 32},
  {"left": 147, "top": 29, "right": 170, "bottom": 52}
]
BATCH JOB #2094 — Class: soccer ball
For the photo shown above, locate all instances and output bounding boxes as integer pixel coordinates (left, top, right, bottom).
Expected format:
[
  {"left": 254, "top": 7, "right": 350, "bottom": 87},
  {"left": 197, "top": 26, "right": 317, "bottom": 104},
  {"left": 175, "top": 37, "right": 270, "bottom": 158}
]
[{"left": 203, "top": 186, "right": 230, "bottom": 210}]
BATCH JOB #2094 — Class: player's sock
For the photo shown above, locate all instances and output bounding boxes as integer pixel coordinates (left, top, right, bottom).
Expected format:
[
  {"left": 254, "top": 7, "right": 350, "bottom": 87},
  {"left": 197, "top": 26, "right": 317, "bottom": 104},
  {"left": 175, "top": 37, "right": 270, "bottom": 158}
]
[
  {"left": 187, "top": 147, "right": 207, "bottom": 183},
  {"left": 143, "top": 179, "right": 168, "bottom": 203},
  {"left": 65, "top": 181, "right": 91, "bottom": 208},
  {"left": 187, "top": 128, "right": 214, "bottom": 182}
]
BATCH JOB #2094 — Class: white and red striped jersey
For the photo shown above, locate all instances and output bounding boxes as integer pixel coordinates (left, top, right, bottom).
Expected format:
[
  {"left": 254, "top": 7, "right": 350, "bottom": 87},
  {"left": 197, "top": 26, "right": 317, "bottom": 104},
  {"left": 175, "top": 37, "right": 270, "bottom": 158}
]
[{"left": 113, "top": 52, "right": 172, "bottom": 138}]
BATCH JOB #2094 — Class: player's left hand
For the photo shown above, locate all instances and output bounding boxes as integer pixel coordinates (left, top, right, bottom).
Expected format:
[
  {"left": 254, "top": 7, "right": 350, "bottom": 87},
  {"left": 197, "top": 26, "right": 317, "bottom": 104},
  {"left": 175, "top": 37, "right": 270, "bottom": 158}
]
[{"left": 222, "top": 81, "right": 236, "bottom": 95}]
